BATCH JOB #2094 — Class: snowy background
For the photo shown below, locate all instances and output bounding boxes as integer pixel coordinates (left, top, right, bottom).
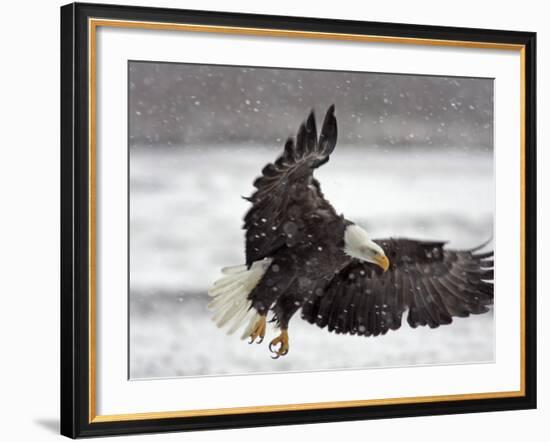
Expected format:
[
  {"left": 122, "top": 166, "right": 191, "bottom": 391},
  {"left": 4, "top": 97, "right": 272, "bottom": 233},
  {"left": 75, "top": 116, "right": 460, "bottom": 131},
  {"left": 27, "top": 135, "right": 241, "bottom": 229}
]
[{"left": 128, "top": 62, "right": 494, "bottom": 379}]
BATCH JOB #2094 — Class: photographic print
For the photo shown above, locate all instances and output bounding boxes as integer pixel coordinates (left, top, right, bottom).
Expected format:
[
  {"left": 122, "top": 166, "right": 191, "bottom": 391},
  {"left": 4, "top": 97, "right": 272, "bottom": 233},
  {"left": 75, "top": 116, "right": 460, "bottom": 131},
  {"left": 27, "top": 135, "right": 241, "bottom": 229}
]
[
  {"left": 129, "top": 62, "right": 494, "bottom": 379},
  {"left": 61, "top": 4, "right": 535, "bottom": 436}
]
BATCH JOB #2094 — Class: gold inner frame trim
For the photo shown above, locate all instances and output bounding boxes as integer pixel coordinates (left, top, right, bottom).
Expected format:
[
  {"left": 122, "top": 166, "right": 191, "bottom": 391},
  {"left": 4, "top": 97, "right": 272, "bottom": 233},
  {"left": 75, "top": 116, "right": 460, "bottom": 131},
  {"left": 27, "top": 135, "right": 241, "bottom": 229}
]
[{"left": 88, "top": 17, "right": 527, "bottom": 424}]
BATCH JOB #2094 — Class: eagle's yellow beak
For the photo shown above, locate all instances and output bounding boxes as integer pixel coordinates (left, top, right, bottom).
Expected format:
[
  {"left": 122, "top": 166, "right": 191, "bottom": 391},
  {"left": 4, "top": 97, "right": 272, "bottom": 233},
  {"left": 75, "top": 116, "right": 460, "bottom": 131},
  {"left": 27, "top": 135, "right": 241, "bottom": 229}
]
[{"left": 376, "top": 255, "right": 390, "bottom": 272}]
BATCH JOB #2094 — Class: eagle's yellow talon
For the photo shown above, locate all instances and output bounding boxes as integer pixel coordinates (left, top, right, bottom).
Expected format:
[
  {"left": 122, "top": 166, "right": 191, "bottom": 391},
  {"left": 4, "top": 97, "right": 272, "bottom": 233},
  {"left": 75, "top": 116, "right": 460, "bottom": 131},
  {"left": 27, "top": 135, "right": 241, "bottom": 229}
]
[
  {"left": 248, "top": 315, "right": 266, "bottom": 344},
  {"left": 269, "top": 329, "right": 289, "bottom": 358}
]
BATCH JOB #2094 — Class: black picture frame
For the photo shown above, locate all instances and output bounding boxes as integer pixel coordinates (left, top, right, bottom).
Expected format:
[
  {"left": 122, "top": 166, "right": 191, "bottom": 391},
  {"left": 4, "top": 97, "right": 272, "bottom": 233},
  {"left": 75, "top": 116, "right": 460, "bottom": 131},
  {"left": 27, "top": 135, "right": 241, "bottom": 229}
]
[{"left": 60, "top": 2, "right": 537, "bottom": 438}]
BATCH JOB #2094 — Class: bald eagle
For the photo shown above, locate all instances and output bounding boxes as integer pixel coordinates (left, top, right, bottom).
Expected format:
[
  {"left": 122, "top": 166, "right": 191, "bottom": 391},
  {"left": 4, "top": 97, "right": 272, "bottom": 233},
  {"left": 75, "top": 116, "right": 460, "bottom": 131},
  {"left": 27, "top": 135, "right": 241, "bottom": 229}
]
[{"left": 209, "top": 105, "right": 494, "bottom": 358}]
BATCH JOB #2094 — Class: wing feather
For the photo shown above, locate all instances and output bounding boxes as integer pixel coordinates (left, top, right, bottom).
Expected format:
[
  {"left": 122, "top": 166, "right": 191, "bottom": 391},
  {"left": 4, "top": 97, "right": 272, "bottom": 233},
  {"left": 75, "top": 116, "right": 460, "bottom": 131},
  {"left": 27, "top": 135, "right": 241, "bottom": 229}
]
[
  {"left": 243, "top": 106, "right": 339, "bottom": 266},
  {"left": 301, "top": 238, "right": 494, "bottom": 337}
]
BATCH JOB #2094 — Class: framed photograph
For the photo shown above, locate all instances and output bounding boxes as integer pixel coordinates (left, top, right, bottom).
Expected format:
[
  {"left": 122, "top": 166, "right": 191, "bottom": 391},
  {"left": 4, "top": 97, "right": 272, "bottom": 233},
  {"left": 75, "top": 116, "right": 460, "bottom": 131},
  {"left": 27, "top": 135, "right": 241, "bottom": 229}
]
[{"left": 60, "top": 2, "right": 537, "bottom": 438}]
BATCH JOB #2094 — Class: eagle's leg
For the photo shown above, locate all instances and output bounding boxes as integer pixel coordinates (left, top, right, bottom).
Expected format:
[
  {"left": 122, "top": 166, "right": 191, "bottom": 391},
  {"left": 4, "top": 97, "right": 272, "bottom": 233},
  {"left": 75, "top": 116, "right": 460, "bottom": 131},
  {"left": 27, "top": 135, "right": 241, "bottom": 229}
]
[
  {"left": 269, "top": 329, "right": 289, "bottom": 359},
  {"left": 248, "top": 314, "right": 266, "bottom": 344},
  {"left": 269, "top": 295, "right": 299, "bottom": 358}
]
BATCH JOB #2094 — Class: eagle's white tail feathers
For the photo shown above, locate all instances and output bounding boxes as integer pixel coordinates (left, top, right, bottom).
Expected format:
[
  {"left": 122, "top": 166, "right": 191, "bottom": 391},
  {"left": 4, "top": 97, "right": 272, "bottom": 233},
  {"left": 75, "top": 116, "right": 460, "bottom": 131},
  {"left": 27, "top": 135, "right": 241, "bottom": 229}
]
[
  {"left": 209, "top": 277, "right": 243, "bottom": 295},
  {"left": 208, "top": 259, "right": 272, "bottom": 337},
  {"left": 241, "top": 311, "right": 262, "bottom": 340},
  {"left": 208, "top": 281, "right": 243, "bottom": 301},
  {"left": 221, "top": 264, "right": 248, "bottom": 275}
]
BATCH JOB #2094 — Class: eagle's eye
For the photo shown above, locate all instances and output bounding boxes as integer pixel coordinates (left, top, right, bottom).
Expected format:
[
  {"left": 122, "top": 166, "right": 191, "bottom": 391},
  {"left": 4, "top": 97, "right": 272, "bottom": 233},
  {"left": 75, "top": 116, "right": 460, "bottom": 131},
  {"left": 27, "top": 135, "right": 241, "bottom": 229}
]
[{"left": 360, "top": 246, "right": 378, "bottom": 258}]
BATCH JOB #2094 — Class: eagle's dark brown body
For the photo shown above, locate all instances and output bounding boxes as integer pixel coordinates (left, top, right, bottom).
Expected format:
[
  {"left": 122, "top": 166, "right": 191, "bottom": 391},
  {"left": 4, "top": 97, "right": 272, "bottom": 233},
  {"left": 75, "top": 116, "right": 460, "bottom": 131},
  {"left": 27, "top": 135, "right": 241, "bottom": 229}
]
[{"left": 248, "top": 213, "right": 350, "bottom": 329}]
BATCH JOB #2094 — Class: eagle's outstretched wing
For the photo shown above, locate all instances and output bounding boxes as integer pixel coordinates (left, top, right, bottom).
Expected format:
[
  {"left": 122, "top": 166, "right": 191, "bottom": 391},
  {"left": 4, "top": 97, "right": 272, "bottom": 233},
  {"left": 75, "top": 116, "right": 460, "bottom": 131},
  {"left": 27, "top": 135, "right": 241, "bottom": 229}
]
[
  {"left": 244, "top": 105, "right": 338, "bottom": 267},
  {"left": 301, "top": 238, "right": 494, "bottom": 336}
]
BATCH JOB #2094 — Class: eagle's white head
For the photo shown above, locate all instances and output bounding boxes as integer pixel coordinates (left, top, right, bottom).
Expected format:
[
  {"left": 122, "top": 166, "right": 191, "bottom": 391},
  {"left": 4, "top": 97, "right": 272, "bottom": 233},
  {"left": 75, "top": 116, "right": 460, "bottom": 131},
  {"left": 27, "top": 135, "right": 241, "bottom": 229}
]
[{"left": 343, "top": 224, "right": 390, "bottom": 272}]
